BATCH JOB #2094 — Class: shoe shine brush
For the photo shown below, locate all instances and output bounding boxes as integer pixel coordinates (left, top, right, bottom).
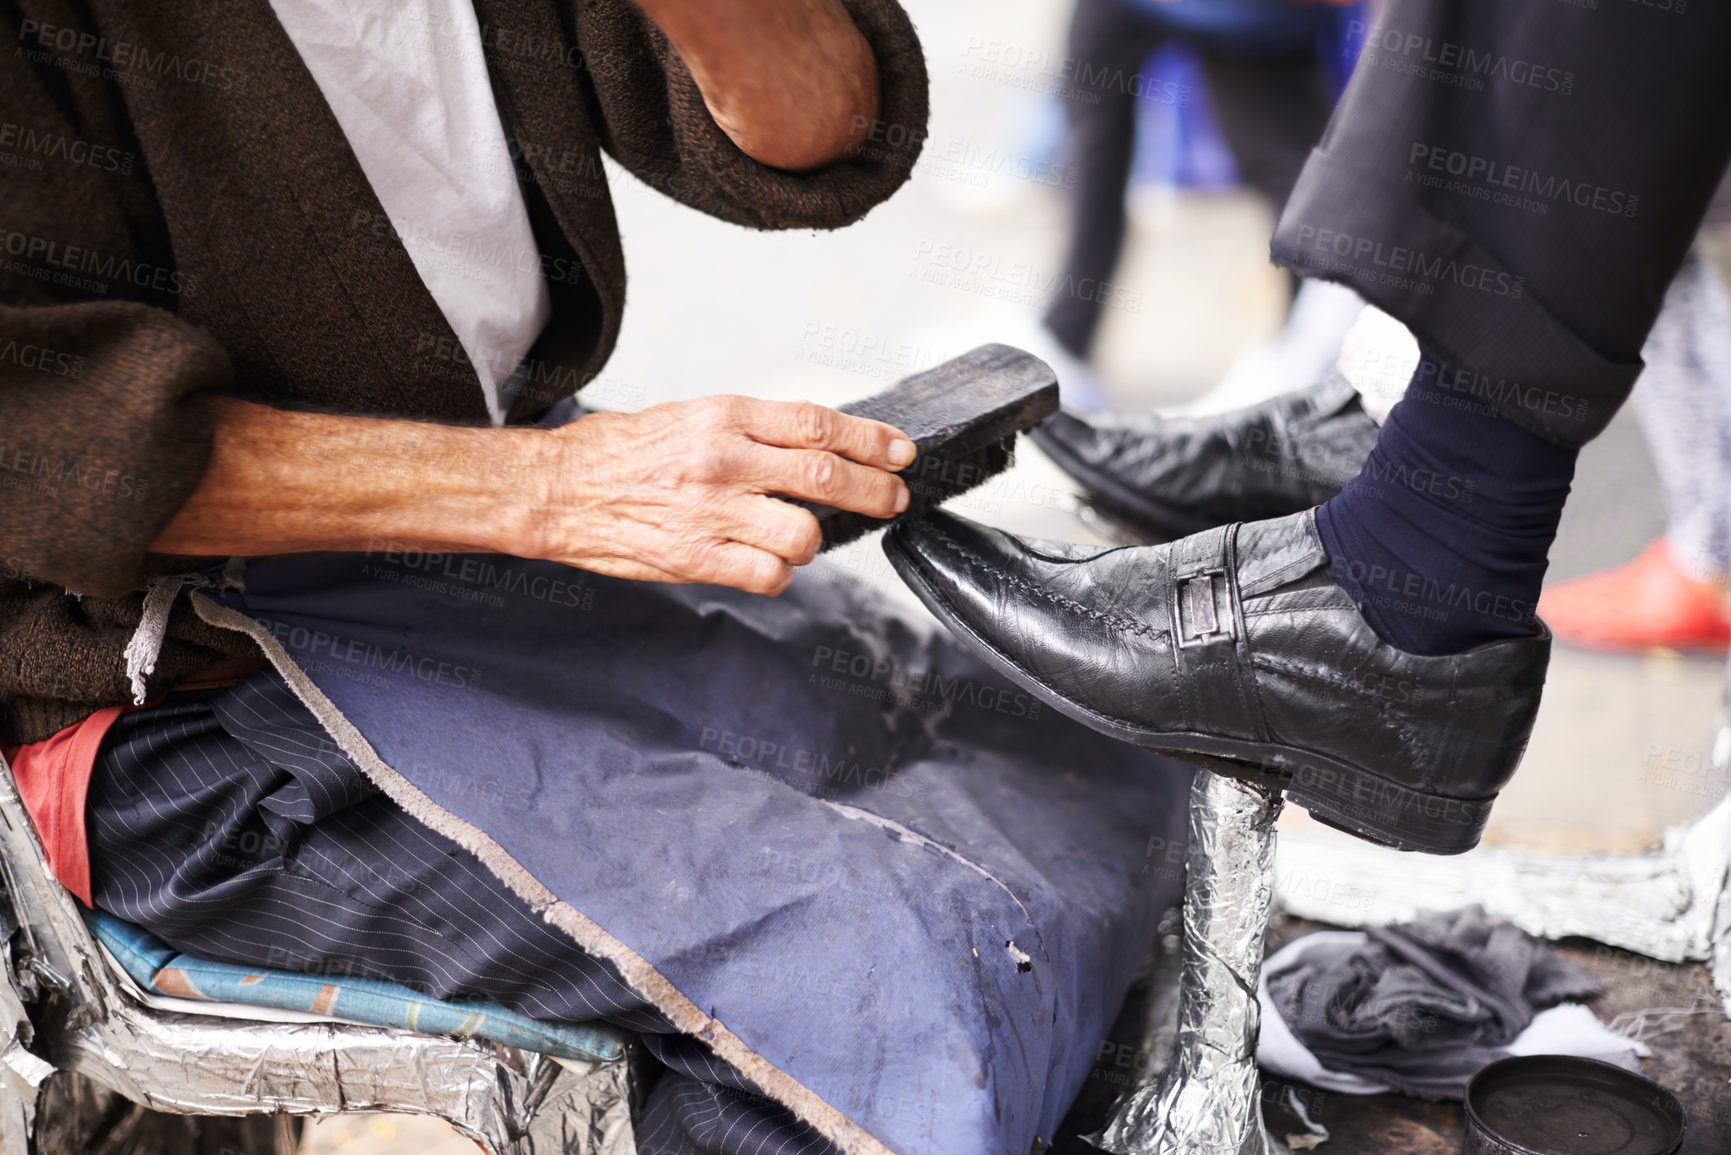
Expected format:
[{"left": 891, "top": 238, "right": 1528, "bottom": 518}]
[{"left": 791, "top": 344, "right": 1059, "bottom": 550}]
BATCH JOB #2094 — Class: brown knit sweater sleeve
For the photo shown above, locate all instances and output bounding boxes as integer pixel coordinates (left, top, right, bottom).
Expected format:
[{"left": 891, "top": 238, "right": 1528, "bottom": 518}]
[
  {"left": 0, "top": 2, "right": 227, "bottom": 600},
  {"left": 573, "top": 0, "right": 928, "bottom": 230}
]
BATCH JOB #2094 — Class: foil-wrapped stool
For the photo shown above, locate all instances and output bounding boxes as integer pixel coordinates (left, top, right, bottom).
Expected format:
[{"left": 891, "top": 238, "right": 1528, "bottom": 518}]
[
  {"left": 0, "top": 751, "right": 635, "bottom": 1155},
  {"left": 1096, "top": 771, "right": 1286, "bottom": 1155}
]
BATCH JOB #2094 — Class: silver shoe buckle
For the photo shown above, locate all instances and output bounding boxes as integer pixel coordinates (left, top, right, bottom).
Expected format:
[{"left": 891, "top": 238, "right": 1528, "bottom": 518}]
[{"left": 1174, "top": 569, "right": 1235, "bottom": 648}]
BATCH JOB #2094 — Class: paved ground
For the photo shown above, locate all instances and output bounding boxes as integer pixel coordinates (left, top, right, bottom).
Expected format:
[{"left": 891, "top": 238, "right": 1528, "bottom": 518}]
[
  {"left": 1036, "top": 915, "right": 1731, "bottom": 1155},
  {"left": 302, "top": 0, "right": 1729, "bottom": 1148},
  {"left": 1251, "top": 920, "right": 1731, "bottom": 1155},
  {"left": 301, "top": 1113, "right": 482, "bottom": 1155}
]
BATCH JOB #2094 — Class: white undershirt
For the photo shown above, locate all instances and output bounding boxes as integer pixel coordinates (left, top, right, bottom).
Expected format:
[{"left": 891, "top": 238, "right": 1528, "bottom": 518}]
[{"left": 269, "top": 0, "right": 552, "bottom": 425}]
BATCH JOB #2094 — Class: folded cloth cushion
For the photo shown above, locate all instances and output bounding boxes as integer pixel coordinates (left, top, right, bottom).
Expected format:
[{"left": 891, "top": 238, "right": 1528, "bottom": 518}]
[
  {"left": 1260, "top": 907, "right": 1632, "bottom": 1100},
  {"left": 184, "top": 552, "right": 1191, "bottom": 1155}
]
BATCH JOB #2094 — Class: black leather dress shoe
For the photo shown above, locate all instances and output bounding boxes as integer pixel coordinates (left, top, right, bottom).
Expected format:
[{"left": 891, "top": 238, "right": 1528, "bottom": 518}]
[
  {"left": 1030, "top": 376, "right": 1378, "bottom": 540},
  {"left": 883, "top": 509, "right": 1550, "bottom": 854}
]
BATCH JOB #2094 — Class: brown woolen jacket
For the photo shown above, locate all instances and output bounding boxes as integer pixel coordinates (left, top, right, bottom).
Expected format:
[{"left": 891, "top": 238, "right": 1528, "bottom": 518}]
[{"left": 0, "top": 0, "right": 928, "bottom": 744}]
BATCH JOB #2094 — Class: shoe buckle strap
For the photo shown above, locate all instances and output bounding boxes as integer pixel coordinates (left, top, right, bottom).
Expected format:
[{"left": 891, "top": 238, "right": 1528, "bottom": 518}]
[{"left": 1173, "top": 568, "right": 1235, "bottom": 648}]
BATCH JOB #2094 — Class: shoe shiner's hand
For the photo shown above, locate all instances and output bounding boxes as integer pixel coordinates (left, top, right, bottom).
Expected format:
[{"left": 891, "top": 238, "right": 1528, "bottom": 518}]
[
  {"left": 149, "top": 396, "right": 911, "bottom": 600},
  {"left": 531, "top": 396, "right": 913, "bottom": 594}
]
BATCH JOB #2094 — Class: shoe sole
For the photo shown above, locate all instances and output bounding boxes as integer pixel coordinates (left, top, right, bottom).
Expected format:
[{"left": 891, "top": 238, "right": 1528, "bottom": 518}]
[{"left": 885, "top": 531, "right": 1493, "bottom": 855}]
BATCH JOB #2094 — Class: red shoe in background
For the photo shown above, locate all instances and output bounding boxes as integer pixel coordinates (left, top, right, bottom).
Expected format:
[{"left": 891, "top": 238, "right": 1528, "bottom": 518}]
[{"left": 1539, "top": 539, "right": 1731, "bottom": 654}]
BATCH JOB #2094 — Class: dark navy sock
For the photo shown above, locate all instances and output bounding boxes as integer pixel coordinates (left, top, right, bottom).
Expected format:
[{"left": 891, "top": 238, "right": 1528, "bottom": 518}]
[{"left": 1315, "top": 354, "right": 1580, "bottom": 655}]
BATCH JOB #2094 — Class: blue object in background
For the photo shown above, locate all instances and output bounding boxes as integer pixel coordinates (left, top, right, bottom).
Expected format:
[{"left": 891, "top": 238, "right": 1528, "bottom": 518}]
[
  {"left": 1321, "top": 3, "right": 1372, "bottom": 91},
  {"left": 1128, "top": 2, "right": 1365, "bottom": 191},
  {"left": 1134, "top": 42, "right": 1237, "bottom": 190},
  {"left": 1120, "top": 0, "right": 1352, "bottom": 55}
]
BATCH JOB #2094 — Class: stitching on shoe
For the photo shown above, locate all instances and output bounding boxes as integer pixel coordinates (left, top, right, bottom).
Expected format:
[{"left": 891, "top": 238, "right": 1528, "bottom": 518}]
[{"left": 924, "top": 523, "right": 1159, "bottom": 639}]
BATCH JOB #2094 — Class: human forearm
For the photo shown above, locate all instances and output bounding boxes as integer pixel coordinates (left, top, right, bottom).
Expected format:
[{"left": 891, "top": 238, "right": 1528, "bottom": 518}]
[
  {"left": 634, "top": 0, "right": 880, "bottom": 171},
  {"left": 150, "top": 397, "right": 544, "bottom": 559},
  {"left": 151, "top": 395, "right": 913, "bottom": 597}
]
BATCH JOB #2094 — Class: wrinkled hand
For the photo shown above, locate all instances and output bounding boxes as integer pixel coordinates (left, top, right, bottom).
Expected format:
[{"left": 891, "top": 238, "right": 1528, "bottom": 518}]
[{"left": 529, "top": 396, "right": 913, "bottom": 594}]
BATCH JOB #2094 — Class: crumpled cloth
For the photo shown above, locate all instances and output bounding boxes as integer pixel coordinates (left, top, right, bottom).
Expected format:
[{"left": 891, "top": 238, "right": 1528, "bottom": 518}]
[{"left": 1261, "top": 906, "right": 1621, "bottom": 1099}]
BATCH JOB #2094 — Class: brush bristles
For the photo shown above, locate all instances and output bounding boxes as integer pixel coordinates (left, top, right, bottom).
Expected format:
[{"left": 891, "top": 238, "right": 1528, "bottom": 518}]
[{"left": 819, "top": 438, "right": 1015, "bottom": 550}]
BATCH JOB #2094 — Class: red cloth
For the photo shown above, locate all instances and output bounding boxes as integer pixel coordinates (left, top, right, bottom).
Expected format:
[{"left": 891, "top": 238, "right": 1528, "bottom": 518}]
[{"left": 1, "top": 705, "right": 131, "bottom": 907}]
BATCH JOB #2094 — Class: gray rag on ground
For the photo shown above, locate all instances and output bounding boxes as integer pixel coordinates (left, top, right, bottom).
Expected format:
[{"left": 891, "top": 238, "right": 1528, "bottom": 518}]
[{"left": 1267, "top": 906, "right": 1602, "bottom": 1100}]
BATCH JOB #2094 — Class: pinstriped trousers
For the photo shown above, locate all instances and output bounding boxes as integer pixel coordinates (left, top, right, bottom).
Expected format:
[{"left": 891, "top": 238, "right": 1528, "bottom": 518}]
[{"left": 86, "top": 671, "right": 841, "bottom": 1155}]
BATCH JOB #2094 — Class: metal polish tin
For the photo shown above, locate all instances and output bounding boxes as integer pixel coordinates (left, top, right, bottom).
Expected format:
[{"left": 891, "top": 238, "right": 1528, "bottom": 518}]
[{"left": 1464, "top": 1055, "right": 1686, "bottom": 1155}]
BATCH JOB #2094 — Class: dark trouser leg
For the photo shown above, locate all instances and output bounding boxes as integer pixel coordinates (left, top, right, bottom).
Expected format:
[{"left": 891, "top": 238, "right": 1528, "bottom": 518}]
[
  {"left": 1273, "top": 0, "right": 1731, "bottom": 448},
  {"left": 85, "top": 673, "right": 840, "bottom": 1155},
  {"left": 1199, "top": 48, "right": 1333, "bottom": 300},
  {"left": 1196, "top": 51, "right": 1329, "bottom": 213},
  {"left": 1043, "top": 0, "right": 1167, "bottom": 359},
  {"left": 1270, "top": 0, "right": 1731, "bottom": 653}
]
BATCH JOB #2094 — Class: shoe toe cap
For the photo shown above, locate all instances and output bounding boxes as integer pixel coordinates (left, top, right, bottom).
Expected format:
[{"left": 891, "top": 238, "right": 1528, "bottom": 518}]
[
  {"left": 1029, "top": 409, "right": 1100, "bottom": 463},
  {"left": 885, "top": 510, "right": 1012, "bottom": 593},
  {"left": 885, "top": 511, "right": 1171, "bottom": 709}
]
